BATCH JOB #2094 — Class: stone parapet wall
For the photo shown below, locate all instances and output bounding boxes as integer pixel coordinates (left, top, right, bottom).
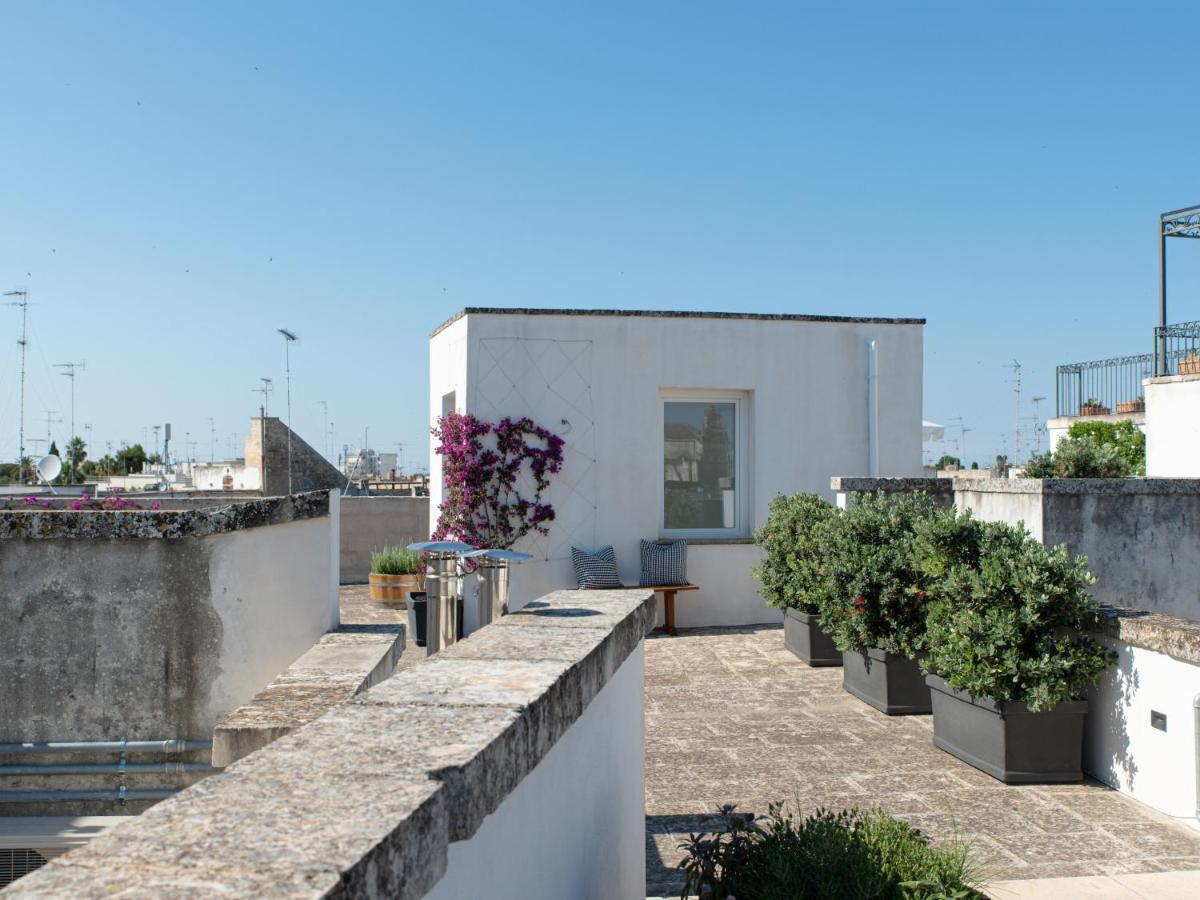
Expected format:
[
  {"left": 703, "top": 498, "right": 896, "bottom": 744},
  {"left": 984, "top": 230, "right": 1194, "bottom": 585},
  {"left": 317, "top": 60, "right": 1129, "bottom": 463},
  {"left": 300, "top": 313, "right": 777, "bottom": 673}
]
[{"left": 8, "top": 588, "right": 655, "bottom": 899}]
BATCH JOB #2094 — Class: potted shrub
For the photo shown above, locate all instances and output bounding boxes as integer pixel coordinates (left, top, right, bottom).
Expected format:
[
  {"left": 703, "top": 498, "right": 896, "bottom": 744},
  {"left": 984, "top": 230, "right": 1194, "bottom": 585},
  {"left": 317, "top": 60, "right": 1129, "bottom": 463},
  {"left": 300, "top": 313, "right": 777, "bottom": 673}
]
[
  {"left": 753, "top": 493, "right": 840, "bottom": 666},
  {"left": 918, "top": 515, "right": 1114, "bottom": 782},
  {"left": 819, "top": 492, "right": 942, "bottom": 714},
  {"left": 368, "top": 546, "right": 423, "bottom": 607}
]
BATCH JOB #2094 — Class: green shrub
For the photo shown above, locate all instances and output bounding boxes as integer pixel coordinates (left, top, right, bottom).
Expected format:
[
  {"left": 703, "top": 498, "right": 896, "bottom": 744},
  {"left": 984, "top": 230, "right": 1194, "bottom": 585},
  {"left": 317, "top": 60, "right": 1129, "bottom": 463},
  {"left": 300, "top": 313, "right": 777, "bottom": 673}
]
[
  {"left": 370, "top": 545, "right": 421, "bottom": 575},
  {"left": 819, "top": 492, "right": 944, "bottom": 658},
  {"left": 753, "top": 493, "right": 837, "bottom": 614},
  {"left": 918, "top": 516, "right": 1113, "bottom": 711},
  {"left": 680, "top": 803, "right": 984, "bottom": 900},
  {"left": 1022, "top": 419, "right": 1143, "bottom": 478}
]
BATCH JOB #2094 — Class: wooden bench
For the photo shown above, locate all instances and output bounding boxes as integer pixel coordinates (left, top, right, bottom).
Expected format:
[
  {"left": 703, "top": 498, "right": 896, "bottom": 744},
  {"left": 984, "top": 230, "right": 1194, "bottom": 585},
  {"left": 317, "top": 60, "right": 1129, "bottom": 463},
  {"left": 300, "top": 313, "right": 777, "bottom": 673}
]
[{"left": 643, "top": 584, "right": 699, "bottom": 636}]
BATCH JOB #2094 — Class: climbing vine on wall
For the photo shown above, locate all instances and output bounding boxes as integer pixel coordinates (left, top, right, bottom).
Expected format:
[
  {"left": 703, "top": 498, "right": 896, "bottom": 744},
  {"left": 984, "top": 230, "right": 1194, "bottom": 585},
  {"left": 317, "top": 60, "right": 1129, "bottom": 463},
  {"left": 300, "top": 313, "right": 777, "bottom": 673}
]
[{"left": 431, "top": 411, "right": 565, "bottom": 549}]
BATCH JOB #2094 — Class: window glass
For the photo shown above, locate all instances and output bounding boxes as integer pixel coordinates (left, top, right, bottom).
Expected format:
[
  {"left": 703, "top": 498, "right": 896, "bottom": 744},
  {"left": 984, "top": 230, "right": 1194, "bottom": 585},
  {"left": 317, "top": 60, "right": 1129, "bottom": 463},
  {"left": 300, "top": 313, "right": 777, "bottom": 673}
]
[{"left": 663, "top": 401, "right": 737, "bottom": 531}]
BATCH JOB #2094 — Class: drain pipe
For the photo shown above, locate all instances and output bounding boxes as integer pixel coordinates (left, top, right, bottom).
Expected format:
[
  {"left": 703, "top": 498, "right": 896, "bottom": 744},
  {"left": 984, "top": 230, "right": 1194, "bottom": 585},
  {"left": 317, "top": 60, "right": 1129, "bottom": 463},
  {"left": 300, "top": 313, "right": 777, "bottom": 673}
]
[
  {"left": 0, "top": 789, "right": 178, "bottom": 804},
  {"left": 0, "top": 763, "right": 219, "bottom": 776},
  {"left": 0, "top": 740, "right": 211, "bottom": 754},
  {"left": 868, "top": 338, "right": 879, "bottom": 477},
  {"left": 1194, "top": 694, "right": 1200, "bottom": 821}
]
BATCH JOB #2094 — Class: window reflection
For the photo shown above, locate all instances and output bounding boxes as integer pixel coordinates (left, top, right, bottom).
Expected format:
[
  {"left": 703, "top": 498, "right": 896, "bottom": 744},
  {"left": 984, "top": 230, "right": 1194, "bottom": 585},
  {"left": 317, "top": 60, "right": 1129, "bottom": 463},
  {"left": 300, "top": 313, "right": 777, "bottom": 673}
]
[{"left": 664, "top": 401, "right": 736, "bottom": 530}]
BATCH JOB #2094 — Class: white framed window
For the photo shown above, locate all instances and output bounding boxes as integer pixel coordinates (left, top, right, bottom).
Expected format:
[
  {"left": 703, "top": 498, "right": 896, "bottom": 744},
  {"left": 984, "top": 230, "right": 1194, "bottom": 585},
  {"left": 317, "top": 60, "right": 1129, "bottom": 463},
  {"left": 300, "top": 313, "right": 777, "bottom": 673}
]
[{"left": 659, "top": 390, "right": 751, "bottom": 539}]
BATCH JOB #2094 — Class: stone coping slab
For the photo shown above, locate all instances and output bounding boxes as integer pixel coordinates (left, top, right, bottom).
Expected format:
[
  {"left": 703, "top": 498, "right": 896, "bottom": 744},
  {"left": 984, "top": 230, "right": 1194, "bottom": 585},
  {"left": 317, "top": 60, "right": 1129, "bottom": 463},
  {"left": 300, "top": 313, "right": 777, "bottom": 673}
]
[
  {"left": 9, "top": 588, "right": 655, "bottom": 898},
  {"left": 952, "top": 477, "right": 1200, "bottom": 495},
  {"left": 0, "top": 490, "right": 330, "bottom": 540},
  {"left": 433, "top": 306, "right": 925, "bottom": 337},
  {"left": 1094, "top": 607, "right": 1200, "bottom": 667},
  {"left": 212, "top": 623, "right": 405, "bottom": 767},
  {"left": 831, "top": 476, "right": 953, "bottom": 494}
]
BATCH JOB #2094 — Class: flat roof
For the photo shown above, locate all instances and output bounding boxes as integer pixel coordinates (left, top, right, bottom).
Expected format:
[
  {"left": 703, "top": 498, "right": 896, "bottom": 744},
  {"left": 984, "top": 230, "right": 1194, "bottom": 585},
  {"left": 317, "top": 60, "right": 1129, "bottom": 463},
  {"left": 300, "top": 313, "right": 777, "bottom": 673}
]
[{"left": 431, "top": 306, "right": 925, "bottom": 338}]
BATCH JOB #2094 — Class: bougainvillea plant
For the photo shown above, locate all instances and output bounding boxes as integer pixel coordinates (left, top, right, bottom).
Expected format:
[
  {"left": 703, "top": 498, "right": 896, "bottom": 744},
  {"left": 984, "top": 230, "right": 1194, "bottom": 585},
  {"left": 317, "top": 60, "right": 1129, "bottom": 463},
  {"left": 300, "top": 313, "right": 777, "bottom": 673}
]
[
  {"left": 5, "top": 492, "right": 161, "bottom": 511},
  {"left": 431, "top": 411, "right": 565, "bottom": 549}
]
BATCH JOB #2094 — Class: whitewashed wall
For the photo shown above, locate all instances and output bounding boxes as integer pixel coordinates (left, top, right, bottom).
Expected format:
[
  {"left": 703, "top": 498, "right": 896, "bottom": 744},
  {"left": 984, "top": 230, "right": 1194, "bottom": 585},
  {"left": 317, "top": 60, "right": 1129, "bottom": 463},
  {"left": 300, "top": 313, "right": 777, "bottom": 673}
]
[
  {"left": 1085, "top": 637, "right": 1200, "bottom": 820},
  {"left": 423, "top": 643, "right": 646, "bottom": 900},
  {"left": 1146, "top": 374, "right": 1200, "bottom": 477},
  {"left": 429, "top": 311, "right": 923, "bottom": 625}
]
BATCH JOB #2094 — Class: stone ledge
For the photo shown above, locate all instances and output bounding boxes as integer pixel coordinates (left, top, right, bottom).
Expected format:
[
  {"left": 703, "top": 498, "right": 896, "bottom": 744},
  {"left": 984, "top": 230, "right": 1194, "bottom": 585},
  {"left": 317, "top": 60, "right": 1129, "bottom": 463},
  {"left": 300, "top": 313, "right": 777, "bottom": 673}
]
[
  {"left": 9, "top": 588, "right": 655, "bottom": 898},
  {"left": 831, "top": 476, "right": 953, "bottom": 494},
  {"left": 0, "top": 491, "right": 331, "bottom": 541},
  {"left": 953, "top": 477, "right": 1200, "bottom": 495},
  {"left": 212, "top": 624, "right": 405, "bottom": 767},
  {"left": 1094, "top": 606, "right": 1200, "bottom": 667}
]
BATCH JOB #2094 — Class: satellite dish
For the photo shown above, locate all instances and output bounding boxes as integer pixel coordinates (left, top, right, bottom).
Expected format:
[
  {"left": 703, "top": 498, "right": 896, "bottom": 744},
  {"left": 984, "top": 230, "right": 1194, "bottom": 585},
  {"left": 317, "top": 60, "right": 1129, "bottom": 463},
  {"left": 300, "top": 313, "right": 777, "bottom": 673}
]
[{"left": 35, "top": 454, "right": 62, "bottom": 493}]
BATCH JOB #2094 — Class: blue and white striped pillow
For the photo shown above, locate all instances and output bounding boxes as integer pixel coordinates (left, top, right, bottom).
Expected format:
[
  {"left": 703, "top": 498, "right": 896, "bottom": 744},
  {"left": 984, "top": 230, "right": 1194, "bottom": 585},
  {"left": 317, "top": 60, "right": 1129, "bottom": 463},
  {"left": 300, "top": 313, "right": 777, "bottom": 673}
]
[
  {"left": 571, "top": 545, "right": 622, "bottom": 589},
  {"left": 640, "top": 539, "right": 688, "bottom": 587}
]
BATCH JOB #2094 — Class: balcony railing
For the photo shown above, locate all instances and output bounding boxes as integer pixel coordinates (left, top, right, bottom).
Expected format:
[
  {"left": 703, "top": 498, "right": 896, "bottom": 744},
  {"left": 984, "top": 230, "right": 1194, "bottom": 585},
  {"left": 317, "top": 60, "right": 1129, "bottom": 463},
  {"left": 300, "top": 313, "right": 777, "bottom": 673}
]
[
  {"left": 1055, "top": 353, "right": 1153, "bottom": 418},
  {"left": 1153, "top": 320, "right": 1200, "bottom": 377}
]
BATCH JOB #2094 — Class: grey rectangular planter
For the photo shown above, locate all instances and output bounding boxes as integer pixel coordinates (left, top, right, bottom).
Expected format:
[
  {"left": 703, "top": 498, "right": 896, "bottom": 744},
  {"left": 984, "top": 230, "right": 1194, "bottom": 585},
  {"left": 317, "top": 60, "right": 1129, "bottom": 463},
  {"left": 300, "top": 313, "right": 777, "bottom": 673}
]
[
  {"left": 783, "top": 609, "right": 841, "bottom": 667},
  {"left": 842, "top": 648, "right": 931, "bottom": 715},
  {"left": 926, "top": 675, "right": 1088, "bottom": 783}
]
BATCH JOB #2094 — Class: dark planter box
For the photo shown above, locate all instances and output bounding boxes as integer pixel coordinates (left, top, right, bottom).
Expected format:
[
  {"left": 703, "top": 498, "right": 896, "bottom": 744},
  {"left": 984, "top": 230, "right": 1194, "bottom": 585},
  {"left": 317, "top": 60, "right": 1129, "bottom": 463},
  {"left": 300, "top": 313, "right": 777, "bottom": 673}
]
[
  {"left": 783, "top": 609, "right": 841, "bottom": 666},
  {"left": 842, "top": 648, "right": 931, "bottom": 715},
  {"left": 407, "top": 593, "right": 464, "bottom": 648},
  {"left": 926, "top": 675, "right": 1088, "bottom": 783}
]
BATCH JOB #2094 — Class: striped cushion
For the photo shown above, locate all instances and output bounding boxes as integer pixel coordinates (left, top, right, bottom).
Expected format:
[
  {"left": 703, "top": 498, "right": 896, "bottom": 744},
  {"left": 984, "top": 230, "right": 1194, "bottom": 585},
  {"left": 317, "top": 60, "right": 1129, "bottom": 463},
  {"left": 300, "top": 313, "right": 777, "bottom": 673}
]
[
  {"left": 571, "top": 545, "right": 622, "bottom": 589},
  {"left": 640, "top": 539, "right": 687, "bottom": 587}
]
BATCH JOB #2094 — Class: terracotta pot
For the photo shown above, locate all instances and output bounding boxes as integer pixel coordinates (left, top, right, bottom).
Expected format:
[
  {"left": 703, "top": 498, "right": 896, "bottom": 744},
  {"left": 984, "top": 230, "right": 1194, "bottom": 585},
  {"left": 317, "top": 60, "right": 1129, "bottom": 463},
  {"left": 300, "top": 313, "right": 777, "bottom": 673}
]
[
  {"left": 1079, "top": 403, "right": 1111, "bottom": 417},
  {"left": 1116, "top": 400, "right": 1145, "bottom": 414},
  {"left": 368, "top": 572, "right": 423, "bottom": 606},
  {"left": 1180, "top": 355, "right": 1200, "bottom": 376}
]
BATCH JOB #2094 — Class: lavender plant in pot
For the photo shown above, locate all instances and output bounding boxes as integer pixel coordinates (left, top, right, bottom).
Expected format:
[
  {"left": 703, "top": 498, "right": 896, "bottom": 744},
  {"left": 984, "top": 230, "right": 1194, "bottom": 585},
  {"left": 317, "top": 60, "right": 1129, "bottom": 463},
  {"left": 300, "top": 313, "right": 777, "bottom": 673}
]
[
  {"left": 819, "top": 491, "right": 942, "bottom": 715},
  {"left": 754, "top": 493, "right": 840, "bottom": 666},
  {"left": 917, "top": 514, "right": 1113, "bottom": 782}
]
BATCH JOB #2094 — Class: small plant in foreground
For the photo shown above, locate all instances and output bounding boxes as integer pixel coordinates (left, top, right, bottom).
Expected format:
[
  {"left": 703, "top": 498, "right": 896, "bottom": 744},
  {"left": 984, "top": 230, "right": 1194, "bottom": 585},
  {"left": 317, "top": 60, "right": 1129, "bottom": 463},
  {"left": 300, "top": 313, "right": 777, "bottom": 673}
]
[
  {"left": 370, "top": 545, "right": 422, "bottom": 576},
  {"left": 679, "top": 803, "right": 984, "bottom": 900}
]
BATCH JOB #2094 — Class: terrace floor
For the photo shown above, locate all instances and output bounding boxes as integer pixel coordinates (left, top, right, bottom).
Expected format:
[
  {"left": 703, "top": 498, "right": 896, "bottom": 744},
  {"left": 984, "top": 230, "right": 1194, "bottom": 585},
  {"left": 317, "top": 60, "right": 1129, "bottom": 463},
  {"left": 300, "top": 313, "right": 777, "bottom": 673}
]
[{"left": 644, "top": 625, "right": 1200, "bottom": 898}]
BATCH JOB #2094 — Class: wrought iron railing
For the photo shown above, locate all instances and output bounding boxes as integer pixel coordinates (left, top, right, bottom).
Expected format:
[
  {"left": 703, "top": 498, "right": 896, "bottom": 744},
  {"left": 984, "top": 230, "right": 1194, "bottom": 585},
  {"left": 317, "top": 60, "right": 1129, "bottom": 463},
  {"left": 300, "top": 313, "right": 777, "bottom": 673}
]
[
  {"left": 1153, "top": 320, "right": 1200, "bottom": 377},
  {"left": 1055, "top": 353, "right": 1153, "bottom": 418}
]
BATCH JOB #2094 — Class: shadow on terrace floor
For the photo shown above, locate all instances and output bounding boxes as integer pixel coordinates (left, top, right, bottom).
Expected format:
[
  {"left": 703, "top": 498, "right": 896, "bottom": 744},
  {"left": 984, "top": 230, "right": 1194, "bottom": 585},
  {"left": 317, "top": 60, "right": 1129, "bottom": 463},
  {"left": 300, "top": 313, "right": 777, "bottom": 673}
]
[{"left": 644, "top": 625, "right": 1200, "bottom": 898}]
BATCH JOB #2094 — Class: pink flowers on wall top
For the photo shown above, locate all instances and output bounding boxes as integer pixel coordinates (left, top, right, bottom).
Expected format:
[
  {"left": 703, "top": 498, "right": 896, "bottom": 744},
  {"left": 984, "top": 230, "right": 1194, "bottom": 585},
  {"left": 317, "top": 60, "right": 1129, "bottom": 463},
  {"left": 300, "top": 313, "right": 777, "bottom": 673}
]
[{"left": 432, "top": 412, "right": 565, "bottom": 550}]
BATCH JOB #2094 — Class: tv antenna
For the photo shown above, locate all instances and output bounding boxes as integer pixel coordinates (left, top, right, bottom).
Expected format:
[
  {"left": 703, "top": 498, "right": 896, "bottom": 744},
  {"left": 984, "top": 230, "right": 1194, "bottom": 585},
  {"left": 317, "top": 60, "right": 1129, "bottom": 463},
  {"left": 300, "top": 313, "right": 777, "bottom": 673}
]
[
  {"left": 253, "top": 378, "right": 273, "bottom": 416},
  {"left": 1030, "top": 396, "right": 1047, "bottom": 454},
  {"left": 3, "top": 290, "right": 30, "bottom": 479},
  {"left": 1004, "top": 360, "right": 1023, "bottom": 462},
  {"left": 54, "top": 360, "right": 86, "bottom": 476}
]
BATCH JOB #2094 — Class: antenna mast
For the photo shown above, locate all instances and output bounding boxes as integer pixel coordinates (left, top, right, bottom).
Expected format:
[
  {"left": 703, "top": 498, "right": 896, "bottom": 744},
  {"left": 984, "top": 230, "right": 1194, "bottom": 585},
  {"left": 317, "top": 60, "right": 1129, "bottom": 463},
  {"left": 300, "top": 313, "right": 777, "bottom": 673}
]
[
  {"left": 4, "top": 290, "right": 29, "bottom": 479},
  {"left": 1006, "top": 360, "right": 1023, "bottom": 462}
]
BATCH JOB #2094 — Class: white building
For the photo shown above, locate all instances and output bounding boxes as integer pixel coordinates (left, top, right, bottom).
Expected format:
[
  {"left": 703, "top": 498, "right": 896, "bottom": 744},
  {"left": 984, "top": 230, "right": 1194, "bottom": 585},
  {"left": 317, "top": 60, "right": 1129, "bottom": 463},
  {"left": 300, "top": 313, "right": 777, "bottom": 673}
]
[
  {"left": 429, "top": 307, "right": 924, "bottom": 628},
  {"left": 343, "top": 450, "right": 398, "bottom": 479},
  {"left": 188, "top": 460, "right": 262, "bottom": 491}
]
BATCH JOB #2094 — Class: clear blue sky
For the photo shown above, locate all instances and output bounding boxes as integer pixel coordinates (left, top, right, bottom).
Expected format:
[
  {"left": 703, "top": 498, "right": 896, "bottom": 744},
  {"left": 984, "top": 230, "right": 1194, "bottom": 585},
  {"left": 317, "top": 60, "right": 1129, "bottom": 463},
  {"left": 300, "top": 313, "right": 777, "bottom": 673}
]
[{"left": 3, "top": 2, "right": 1199, "bottom": 470}]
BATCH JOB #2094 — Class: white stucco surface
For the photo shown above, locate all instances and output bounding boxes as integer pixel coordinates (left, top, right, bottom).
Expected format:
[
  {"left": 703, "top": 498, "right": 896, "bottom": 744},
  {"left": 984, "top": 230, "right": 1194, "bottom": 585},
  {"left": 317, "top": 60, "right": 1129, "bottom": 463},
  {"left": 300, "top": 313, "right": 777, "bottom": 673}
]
[
  {"left": 202, "top": 495, "right": 340, "bottom": 731},
  {"left": 1146, "top": 375, "right": 1200, "bottom": 477},
  {"left": 429, "top": 310, "right": 923, "bottom": 625},
  {"left": 1085, "top": 637, "right": 1200, "bottom": 821},
  {"left": 424, "top": 642, "right": 646, "bottom": 900}
]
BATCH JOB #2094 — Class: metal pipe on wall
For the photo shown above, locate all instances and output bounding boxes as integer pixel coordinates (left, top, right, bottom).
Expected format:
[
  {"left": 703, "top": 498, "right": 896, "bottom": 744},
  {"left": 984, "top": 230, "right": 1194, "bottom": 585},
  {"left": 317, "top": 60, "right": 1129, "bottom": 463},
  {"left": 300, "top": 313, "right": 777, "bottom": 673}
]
[
  {"left": 0, "top": 740, "right": 211, "bottom": 755},
  {"left": 0, "top": 763, "right": 219, "bottom": 776},
  {"left": 867, "top": 339, "right": 879, "bottom": 477}
]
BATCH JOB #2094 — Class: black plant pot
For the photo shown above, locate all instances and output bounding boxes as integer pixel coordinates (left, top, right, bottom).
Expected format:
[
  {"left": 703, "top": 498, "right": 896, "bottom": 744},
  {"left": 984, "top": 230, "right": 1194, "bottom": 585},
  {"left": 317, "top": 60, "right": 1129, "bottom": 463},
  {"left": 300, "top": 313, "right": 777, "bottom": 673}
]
[
  {"left": 842, "top": 648, "right": 931, "bottom": 715},
  {"left": 926, "top": 675, "right": 1088, "bottom": 783},
  {"left": 407, "top": 593, "right": 464, "bottom": 648},
  {"left": 783, "top": 609, "right": 841, "bottom": 666}
]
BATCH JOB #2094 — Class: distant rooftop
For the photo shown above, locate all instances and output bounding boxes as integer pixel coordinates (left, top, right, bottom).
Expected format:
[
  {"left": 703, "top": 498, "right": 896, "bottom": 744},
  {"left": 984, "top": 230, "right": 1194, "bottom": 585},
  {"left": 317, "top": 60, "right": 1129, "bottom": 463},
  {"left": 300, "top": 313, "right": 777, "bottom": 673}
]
[{"left": 432, "top": 306, "right": 926, "bottom": 337}]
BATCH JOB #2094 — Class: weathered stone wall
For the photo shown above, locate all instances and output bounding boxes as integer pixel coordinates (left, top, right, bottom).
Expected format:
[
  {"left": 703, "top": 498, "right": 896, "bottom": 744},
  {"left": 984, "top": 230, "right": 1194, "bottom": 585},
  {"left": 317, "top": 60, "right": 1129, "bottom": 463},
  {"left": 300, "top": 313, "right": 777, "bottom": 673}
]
[
  {"left": 245, "top": 417, "right": 345, "bottom": 496},
  {"left": 7, "top": 588, "right": 655, "bottom": 898},
  {"left": 0, "top": 492, "right": 339, "bottom": 814},
  {"left": 340, "top": 496, "right": 431, "bottom": 583}
]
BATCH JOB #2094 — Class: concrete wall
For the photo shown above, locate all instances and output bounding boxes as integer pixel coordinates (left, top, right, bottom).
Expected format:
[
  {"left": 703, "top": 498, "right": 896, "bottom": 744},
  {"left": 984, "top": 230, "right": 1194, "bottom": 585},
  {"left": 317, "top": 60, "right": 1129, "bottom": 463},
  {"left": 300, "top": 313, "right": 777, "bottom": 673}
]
[
  {"left": 1145, "top": 374, "right": 1200, "bottom": 477},
  {"left": 430, "top": 310, "right": 924, "bottom": 625},
  {"left": 1085, "top": 636, "right": 1200, "bottom": 821},
  {"left": 0, "top": 495, "right": 339, "bottom": 744},
  {"left": 956, "top": 479, "right": 1200, "bottom": 620},
  {"left": 425, "top": 644, "right": 645, "bottom": 900},
  {"left": 339, "top": 495, "right": 431, "bottom": 583}
]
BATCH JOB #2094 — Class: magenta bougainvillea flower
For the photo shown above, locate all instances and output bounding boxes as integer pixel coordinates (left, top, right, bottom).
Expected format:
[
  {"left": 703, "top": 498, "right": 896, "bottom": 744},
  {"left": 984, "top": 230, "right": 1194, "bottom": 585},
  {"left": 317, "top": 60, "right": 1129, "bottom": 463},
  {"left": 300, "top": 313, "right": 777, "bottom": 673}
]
[{"left": 431, "top": 412, "right": 565, "bottom": 550}]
